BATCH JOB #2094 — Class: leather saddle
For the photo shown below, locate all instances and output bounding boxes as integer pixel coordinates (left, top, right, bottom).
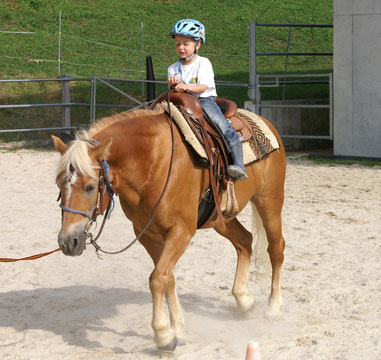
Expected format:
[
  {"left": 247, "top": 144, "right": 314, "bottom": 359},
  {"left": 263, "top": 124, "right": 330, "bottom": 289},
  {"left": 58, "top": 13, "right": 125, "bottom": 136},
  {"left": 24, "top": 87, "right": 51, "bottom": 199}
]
[
  {"left": 151, "top": 91, "right": 247, "bottom": 229},
  {"left": 152, "top": 91, "right": 253, "bottom": 145}
]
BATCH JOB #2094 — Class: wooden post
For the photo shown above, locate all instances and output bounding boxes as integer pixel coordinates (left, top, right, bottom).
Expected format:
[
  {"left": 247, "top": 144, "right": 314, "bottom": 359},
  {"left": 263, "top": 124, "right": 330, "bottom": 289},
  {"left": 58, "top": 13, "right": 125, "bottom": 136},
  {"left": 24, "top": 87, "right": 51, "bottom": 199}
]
[{"left": 146, "top": 56, "right": 156, "bottom": 101}]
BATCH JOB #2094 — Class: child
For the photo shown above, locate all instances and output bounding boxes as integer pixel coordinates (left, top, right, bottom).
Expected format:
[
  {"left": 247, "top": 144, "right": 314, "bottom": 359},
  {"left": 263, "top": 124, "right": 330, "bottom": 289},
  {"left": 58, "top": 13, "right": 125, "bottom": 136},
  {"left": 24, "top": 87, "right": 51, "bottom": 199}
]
[{"left": 167, "top": 19, "right": 248, "bottom": 180}]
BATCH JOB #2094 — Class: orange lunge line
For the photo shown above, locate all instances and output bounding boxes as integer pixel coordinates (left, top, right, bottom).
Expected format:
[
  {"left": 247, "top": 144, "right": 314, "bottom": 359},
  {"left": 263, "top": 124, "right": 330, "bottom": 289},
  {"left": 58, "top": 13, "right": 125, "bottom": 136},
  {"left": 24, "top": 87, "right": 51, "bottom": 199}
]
[{"left": 0, "top": 248, "right": 61, "bottom": 262}]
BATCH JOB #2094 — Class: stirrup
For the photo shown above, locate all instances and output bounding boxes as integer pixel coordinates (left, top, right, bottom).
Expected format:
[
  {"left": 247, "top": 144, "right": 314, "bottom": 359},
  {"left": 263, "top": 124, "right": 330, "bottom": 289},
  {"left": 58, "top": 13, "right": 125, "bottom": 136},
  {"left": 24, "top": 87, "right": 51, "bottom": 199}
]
[
  {"left": 227, "top": 165, "right": 248, "bottom": 180},
  {"left": 220, "top": 181, "right": 239, "bottom": 218}
]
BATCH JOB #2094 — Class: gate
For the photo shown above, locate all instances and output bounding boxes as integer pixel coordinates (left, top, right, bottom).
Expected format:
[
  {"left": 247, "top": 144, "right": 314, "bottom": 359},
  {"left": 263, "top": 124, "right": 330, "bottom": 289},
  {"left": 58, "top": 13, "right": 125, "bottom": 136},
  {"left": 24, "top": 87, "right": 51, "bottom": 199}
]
[{"left": 248, "top": 22, "right": 333, "bottom": 141}]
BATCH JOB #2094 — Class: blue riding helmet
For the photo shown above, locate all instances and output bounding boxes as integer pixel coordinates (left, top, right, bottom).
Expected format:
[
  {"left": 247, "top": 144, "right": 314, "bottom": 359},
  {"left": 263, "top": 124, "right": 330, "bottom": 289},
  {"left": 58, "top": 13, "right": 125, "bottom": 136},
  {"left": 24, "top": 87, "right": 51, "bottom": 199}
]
[{"left": 170, "top": 19, "right": 206, "bottom": 44}]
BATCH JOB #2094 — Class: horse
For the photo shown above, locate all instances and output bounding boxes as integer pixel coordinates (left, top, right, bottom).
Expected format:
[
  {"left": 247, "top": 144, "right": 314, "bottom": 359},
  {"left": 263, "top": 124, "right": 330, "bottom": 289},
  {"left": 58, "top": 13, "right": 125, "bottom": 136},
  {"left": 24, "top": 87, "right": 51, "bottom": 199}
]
[{"left": 52, "top": 100, "right": 286, "bottom": 351}]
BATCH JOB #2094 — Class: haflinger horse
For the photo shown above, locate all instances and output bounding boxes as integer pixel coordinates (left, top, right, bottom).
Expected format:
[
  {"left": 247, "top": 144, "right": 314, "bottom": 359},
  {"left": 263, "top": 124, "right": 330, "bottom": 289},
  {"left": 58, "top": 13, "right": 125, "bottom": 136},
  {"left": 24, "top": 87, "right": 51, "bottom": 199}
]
[{"left": 52, "top": 95, "right": 286, "bottom": 351}]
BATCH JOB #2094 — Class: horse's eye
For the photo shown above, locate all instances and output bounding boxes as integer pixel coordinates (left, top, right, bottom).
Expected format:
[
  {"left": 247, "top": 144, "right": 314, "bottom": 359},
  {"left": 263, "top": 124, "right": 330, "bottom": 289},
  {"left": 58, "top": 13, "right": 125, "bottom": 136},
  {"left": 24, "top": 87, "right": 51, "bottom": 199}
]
[{"left": 85, "top": 184, "right": 97, "bottom": 193}]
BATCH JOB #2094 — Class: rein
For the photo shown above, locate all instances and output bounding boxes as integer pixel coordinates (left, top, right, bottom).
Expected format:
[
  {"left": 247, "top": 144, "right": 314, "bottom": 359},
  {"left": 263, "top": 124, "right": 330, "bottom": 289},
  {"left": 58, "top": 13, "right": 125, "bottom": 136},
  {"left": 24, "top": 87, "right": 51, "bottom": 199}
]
[{"left": 61, "top": 90, "right": 176, "bottom": 257}]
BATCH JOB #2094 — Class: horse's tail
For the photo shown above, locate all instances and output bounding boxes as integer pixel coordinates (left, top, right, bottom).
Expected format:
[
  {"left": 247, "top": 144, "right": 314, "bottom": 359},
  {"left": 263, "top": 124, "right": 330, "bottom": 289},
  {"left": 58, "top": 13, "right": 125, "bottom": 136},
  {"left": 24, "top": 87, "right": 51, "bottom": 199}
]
[{"left": 251, "top": 202, "right": 272, "bottom": 277}]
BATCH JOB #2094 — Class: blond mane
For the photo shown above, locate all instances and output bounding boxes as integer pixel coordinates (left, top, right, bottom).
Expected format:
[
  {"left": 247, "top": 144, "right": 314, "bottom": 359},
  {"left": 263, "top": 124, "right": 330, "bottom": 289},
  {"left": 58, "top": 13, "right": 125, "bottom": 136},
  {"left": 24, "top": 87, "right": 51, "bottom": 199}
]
[
  {"left": 55, "top": 130, "right": 97, "bottom": 179},
  {"left": 55, "top": 108, "right": 164, "bottom": 179}
]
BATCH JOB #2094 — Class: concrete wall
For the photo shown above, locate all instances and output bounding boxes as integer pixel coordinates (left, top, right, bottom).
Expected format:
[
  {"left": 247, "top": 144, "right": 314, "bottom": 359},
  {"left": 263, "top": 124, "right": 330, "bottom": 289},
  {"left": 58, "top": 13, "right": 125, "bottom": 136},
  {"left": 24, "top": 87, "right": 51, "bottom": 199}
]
[{"left": 334, "top": 0, "right": 381, "bottom": 158}]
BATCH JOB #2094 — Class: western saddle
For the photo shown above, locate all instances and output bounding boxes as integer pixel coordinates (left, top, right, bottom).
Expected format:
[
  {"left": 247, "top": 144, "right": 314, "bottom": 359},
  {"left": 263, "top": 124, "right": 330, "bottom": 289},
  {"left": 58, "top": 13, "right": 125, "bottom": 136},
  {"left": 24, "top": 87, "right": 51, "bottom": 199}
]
[{"left": 151, "top": 91, "right": 253, "bottom": 229}]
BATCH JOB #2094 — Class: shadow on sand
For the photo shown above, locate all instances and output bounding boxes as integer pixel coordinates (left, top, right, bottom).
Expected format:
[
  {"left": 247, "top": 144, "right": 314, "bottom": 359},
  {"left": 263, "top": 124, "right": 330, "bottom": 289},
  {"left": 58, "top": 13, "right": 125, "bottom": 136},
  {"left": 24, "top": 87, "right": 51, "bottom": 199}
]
[{"left": 0, "top": 285, "right": 152, "bottom": 353}]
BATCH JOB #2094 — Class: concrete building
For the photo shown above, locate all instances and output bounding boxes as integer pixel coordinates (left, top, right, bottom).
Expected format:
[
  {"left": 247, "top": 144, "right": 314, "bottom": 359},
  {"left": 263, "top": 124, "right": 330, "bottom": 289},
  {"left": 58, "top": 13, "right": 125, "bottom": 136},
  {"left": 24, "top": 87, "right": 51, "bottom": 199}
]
[{"left": 334, "top": 0, "right": 381, "bottom": 158}]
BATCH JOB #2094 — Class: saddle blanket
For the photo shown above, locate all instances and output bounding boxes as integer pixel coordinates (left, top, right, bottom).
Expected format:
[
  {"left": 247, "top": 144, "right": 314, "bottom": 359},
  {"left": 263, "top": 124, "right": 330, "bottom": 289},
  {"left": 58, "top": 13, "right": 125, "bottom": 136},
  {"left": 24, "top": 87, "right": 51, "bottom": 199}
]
[{"left": 154, "top": 102, "right": 279, "bottom": 165}]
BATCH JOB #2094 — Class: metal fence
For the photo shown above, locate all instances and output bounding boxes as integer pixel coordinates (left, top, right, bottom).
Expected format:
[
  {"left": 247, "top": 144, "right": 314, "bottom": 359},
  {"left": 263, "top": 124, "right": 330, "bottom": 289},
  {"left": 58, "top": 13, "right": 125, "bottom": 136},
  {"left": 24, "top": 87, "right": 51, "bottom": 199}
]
[
  {"left": 247, "top": 22, "right": 333, "bottom": 140},
  {"left": 1, "top": 21, "right": 333, "bottom": 140},
  {"left": 0, "top": 75, "right": 247, "bottom": 134},
  {"left": 248, "top": 22, "right": 333, "bottom": 102},
  {"left": 0, "top": 76, "right": 153, "bottom": 134},
  {"left": 255, "top": 73, "right": 333, "bottom": 140}
]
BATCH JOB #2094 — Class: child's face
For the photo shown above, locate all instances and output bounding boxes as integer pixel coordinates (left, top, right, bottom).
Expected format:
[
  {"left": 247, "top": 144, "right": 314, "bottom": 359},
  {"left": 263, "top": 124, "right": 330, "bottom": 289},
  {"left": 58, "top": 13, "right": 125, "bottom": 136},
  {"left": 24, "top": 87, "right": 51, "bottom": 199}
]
[{"left": 175, "top": 35, "right": 201, "bottom": 59}]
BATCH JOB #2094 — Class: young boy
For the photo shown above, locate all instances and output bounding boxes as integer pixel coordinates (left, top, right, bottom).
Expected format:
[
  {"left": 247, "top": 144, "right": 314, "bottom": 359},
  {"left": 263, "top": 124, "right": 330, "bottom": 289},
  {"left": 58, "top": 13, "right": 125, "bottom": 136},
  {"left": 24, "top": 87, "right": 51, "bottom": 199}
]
[{"left": 167, "top": 19, "right": 248, "bottom": 180}]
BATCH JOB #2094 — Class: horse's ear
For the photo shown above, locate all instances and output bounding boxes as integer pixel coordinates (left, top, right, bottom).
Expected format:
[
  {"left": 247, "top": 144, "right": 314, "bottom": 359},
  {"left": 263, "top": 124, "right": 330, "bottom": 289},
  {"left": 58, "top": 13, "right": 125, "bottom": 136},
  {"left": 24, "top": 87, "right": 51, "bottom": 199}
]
[
  {"left": 92, "top": 138, "right": 113, "bottom": 162},
  {"left": 51, "top": 135, "right": 68, "bottom": 154}
]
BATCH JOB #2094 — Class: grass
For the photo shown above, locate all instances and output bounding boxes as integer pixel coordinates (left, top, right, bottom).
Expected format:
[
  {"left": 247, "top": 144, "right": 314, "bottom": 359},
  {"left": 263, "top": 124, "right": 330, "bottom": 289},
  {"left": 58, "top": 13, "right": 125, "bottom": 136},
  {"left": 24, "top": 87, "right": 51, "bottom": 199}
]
[
  {"left": 308, "top": 157, "right": 381, "bottom": 167},
  {"left": 287, "top": 154, "right": 381, "bottom": 167},
  {"left": 0, "top": 0, "right": 333, "bottom": 141}
]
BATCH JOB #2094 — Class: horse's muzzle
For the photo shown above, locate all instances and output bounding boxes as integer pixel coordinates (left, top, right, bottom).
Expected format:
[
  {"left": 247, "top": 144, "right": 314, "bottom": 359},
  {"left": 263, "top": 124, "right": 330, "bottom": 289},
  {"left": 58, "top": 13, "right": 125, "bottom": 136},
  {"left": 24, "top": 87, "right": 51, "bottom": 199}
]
[{"left": 58, "top": 226, "right": 86, "bottom": 256}]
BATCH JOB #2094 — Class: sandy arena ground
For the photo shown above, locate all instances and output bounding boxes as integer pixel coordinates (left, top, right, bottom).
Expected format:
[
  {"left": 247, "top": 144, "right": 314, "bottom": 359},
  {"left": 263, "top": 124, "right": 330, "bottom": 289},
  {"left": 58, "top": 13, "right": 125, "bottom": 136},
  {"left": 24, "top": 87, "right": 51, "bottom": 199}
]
[{"left": 0, "top": 149, "right": 380, "bottom": 359}]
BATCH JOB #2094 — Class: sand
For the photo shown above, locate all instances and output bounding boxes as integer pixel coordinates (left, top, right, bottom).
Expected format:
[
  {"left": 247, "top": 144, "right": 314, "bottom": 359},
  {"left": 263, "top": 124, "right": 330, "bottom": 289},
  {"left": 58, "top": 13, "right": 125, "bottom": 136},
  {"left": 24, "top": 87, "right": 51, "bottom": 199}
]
[{"left": 0, "top": 150, "right": 380, "bottom": 359}]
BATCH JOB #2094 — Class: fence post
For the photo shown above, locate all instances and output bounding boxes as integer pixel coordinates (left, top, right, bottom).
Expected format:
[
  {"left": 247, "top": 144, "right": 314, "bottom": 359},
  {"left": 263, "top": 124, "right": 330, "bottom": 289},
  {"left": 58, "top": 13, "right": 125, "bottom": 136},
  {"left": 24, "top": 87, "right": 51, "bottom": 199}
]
[
  {"left": 90, "top": 72, "right": 95, "bottom": 123},
  {"left": 249, "top": 21, "right": 257, "bottom": 104},
  {"left": 61, "top": 74, "right": 70, "bottom": 134},
  {"left": 146, "top": 56, "right": 156, "bottom": 101},
  {"left": 58, "top": 11, "right": 62, "bottom": 76},
  {"left": 141, "top": 22, "right": 145, "bottom": 96},
  {"left": 329, "top": 73, "right": 333, "bottom": 140},
  {"left": 255, "top": 74, "right": 261, "bottom": 115},
  {"left": 282, "top": 26, "right": 292, "bottom": 100}
]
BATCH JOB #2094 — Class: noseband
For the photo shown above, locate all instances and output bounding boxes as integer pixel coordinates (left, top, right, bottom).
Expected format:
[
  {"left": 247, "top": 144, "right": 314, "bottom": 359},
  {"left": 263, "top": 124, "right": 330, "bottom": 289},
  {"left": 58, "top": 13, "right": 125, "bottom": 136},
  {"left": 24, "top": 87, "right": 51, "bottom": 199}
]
[{"left": 59, "top": 204, "right": 97, "bottom": 221}]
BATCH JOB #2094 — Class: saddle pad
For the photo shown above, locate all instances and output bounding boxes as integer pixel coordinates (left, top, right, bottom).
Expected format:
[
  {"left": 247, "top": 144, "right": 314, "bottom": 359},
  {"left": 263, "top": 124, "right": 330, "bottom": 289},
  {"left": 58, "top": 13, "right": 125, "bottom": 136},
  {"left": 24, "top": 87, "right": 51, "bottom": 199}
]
[
  {"left": 154, "top": 102, "right": 279, "bottom": 165},
  {"left": 236, "top": 108, "right": 280, "bottom": 164}
]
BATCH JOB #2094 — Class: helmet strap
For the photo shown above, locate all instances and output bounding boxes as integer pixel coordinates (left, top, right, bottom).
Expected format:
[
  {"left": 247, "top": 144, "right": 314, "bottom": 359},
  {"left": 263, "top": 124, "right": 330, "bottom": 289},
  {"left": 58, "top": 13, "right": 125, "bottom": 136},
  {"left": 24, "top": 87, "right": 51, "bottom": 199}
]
[
  {"left": 184, "top": 41, "right": 198, "bottom": 62},
  {"left": 184, "top": 52, "right": 196, "bottom": 62}
]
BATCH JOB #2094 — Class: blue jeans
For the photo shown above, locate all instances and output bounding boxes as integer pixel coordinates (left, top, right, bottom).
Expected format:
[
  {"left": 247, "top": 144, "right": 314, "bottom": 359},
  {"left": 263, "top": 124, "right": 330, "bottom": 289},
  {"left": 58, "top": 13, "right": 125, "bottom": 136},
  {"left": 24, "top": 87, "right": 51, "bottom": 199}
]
[{"left": 199, "top": 96, "right": 241, "bottom": 149}]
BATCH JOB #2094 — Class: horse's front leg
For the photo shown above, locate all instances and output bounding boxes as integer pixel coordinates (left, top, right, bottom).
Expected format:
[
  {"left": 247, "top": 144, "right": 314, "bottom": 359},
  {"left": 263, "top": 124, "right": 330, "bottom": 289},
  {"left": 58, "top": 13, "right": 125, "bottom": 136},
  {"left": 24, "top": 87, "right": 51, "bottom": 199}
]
[
  {"left": 147, "top": 223, "right": 192, "bottom": 350},
  {"left": 138, "top": 232, "right": 185, "bottom": 346},
  {"left": 165, "top": 273, "right": 185, "bottom": 341}
]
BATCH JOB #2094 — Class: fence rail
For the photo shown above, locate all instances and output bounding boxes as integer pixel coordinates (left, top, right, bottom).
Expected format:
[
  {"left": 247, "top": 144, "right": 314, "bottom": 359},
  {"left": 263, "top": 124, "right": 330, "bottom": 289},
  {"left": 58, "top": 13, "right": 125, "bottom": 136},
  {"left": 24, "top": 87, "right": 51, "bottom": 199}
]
[
  {"left": 0, "top": 72, "right": 333, "bottom": 139},
  {"left": 0, "top": 75, "right": 248, "bottom": 134},
  {"left": 1, "top": 21, "right": 333, "bottom": 141}
]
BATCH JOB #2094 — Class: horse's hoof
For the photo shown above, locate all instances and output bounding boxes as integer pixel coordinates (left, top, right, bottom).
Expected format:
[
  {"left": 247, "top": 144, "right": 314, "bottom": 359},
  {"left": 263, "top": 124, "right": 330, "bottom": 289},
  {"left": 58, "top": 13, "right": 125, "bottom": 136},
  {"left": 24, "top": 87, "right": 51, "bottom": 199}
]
[
  {"left": 265, "top": 297, "right": 283, "bottom": 318},
  {"left": 158, "top": 336, "right": 178, "bottom": 352},
  {"left": 177, "top": 337, "right": 186, "bottom": 347},
  {"left": 237, "top": 296, "right": 254, "bottom": 312},
  {"left": 265, "top": 305, "right": 282, "bottom": 318}
]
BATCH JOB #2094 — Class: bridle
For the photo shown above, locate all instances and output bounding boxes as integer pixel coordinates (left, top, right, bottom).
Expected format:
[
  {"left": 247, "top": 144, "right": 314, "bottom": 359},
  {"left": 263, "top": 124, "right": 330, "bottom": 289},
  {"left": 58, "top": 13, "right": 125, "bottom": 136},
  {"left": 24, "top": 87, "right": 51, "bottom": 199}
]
[
  {"left": 58, "top": 158, "right": 116, "bottom": 254},
  {"left": 58, "top": 90, "right": 176, "bottom": 257},
  {"left": 59, "top": 160, "right": 115, "bottom": 221}
]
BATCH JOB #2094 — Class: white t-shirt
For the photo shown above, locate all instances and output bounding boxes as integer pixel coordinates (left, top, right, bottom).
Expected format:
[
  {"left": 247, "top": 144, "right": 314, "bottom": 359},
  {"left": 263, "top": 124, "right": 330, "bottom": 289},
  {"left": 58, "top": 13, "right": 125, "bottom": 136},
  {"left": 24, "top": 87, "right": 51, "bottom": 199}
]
[{"left": 167, "top": 55, "right": 217, "bottom": 98}]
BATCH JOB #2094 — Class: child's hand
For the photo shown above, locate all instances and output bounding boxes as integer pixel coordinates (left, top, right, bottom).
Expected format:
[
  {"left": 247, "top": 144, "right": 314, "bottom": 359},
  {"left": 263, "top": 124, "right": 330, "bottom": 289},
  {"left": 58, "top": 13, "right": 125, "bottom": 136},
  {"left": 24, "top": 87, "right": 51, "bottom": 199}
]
[
  {"left": 168, "top": 76, "right": 180, "bottom": 87},
  {"left": 174, "top": 83, "right": 189, "bottom": 93}
]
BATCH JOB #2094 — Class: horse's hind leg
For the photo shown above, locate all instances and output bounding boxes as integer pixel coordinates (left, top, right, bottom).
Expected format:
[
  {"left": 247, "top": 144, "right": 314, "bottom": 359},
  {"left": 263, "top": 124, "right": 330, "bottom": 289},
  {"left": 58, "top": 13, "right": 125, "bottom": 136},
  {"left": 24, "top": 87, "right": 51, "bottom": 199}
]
[
  {"left": 215, "top": 218, "right": 254, "bottom": 312},
  {"left": 253, "top": 196, "right": 285, "bottom": 317}
]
